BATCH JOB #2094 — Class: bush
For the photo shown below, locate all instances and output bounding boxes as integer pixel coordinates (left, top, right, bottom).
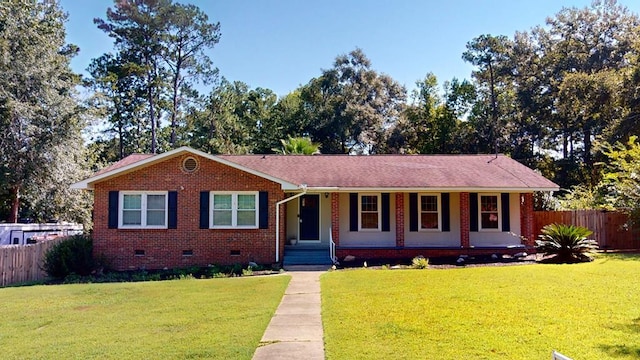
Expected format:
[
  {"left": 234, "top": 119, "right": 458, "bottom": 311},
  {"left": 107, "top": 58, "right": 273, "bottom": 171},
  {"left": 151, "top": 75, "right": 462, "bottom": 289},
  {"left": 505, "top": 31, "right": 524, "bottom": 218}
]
[
  {"left": 535, "top": 223, "right": 598, "bottom": 263},
  {"left": 42, "top": 235, "right": 96, "bottom": 279},
  {"left": 411, "top": 256, "right": 429, "bottom": 269}
]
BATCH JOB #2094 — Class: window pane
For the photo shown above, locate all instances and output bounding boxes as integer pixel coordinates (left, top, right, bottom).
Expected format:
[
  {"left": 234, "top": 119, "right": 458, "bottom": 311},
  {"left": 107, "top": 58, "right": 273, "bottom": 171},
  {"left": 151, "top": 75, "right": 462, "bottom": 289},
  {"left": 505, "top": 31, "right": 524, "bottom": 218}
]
[
  {"left": 123, "top": 195, "right": 141, "bottom": 210},
  {"left": 421, "top": 196, "right": 438, "bottom": 212},
  {"left": 147, "top": 195, "right": 165, "bottom": 210},
  {"left": 237, "top": 210, "right": 256, "bottom": 226},
  {"left": 361, "top": 213, "right": 378, "bottom": 229},
  {"left": 147, "top": 210, "right": 165, "bottom": 226},
  {"left": 238, "top": 194, "right": 255, "bottom": 210},
  {"left": 213, "top": 195, "right": 232, "bottom": 210},
  {"left": 421, "top": 213, "right": 439, "bottom": 229},
  {"left": 361, "top": 196, "right": 378, "bottom": 212},
  {"left": 213, "top": 210, "right": 232, "bottom": 226},
  {"left": 481, "top": 213, "right": 499, "bottom": 229},
  {"left": 481, "top": 196, "right": 498, "bottom": 212},
  {"left": 123, "top": 210, "right": 141, "bottom": 225}
]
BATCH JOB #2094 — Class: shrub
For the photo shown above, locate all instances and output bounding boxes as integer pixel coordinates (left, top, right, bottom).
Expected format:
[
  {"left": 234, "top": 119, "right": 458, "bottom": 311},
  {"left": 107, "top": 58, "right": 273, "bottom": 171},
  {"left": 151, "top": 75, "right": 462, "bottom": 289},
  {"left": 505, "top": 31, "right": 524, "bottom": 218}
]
[
  {"left": 535, "top": 223, "right": 598, "bottom": 263},
  {"left": 411, "top": 256, "right": 429, "bottom": 269},
  {"left": 43, "top": 235, "right": 95, "bottom": 279}
]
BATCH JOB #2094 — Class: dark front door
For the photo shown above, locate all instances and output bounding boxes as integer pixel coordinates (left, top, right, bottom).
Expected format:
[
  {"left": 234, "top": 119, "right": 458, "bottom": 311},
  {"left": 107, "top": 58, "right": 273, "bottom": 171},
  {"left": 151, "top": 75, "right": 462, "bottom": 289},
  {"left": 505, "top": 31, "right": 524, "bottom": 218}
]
[{"left": 300, "top": 194, "right": 320, "bottom": 241}]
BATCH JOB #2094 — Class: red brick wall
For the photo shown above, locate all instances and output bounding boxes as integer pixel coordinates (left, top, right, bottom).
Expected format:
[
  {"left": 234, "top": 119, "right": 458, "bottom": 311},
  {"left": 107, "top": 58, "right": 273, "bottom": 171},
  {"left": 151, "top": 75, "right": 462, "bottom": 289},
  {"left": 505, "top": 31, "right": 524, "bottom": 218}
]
[
  {"left": 395, "top": 193, "right": 404, "bottom": 247},
  {"left": 459, "top": 192, "right": 470, "bottom": 247},
  {"left": 93, "top": 154, "right": 284, "bottom": 270},
  {"left": 331, "top": 192, "right": 339, "bottom": 245},
  {"left": 520, "top": 193, "right": 534, "bottom": 246}
]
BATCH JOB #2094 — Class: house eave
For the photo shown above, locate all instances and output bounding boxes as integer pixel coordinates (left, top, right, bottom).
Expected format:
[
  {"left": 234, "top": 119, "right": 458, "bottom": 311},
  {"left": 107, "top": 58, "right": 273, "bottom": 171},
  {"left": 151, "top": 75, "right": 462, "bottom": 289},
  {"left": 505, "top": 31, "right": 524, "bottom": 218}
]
[
  {"left": 302, "top": 186, "right": 559, "bottom": 193},
  {"left": 71, "top": 147, "right": 300, "bottom": 191}
]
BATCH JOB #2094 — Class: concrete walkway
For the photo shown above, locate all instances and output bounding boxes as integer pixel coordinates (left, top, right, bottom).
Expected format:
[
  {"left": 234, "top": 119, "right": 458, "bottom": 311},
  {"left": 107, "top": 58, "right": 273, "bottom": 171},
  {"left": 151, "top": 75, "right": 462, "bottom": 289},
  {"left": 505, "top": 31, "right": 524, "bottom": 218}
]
[{"left": 252, "top": 269, "right": 327, "bottom": 360}]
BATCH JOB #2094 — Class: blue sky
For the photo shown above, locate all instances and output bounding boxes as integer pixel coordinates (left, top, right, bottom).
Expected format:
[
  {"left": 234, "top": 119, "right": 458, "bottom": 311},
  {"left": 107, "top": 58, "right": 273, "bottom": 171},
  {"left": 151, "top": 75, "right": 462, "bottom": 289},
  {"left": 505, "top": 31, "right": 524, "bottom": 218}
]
[{"left": 60, "top": 0, "right": 640, "bottom": 97}]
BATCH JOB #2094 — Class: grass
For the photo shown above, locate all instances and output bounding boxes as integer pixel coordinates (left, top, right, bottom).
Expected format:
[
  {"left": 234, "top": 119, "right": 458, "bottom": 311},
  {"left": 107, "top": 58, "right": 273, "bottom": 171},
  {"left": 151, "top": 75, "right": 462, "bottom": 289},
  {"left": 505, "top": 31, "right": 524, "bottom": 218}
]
[
  {"left": 0, "top": 275, "right": 290, "bottom": 360},
  {"left": 321, "top": 254, "right": 640, "bottom": 360}
]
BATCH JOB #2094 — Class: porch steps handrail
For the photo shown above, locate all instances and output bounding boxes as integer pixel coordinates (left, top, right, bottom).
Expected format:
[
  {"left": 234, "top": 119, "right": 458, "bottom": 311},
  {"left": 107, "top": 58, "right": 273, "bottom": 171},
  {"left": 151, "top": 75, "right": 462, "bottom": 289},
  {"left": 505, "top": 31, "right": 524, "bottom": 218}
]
[{"left": 329, "top": 227, "right": 338, "bottom": 264}]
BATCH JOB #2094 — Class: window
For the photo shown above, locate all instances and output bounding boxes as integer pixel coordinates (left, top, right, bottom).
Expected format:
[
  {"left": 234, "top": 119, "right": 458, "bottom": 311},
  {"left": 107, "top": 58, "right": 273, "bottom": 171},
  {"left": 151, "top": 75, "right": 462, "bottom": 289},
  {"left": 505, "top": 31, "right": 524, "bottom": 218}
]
[
  {"left": 359, "top": 194, "right": 380, "bottom": 231},
  {"left": 211, "top": 192, "right": 258, "bottom": 228},
  {"left": 119, "top": 192, "right": 167, "bottom": 228},
  {"left": 480, "top": 194, "right": 500, "bottom": 230},
  {"left": 420, "top": 194, "right": 440, "bottom": 230}
]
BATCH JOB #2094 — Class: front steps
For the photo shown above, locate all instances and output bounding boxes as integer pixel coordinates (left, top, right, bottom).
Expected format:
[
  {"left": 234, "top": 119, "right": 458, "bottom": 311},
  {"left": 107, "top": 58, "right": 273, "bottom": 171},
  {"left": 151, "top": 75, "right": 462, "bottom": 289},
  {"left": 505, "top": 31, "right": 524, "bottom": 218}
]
[{"left": 283, "top": 247, "right": 332, "bottom": 266}]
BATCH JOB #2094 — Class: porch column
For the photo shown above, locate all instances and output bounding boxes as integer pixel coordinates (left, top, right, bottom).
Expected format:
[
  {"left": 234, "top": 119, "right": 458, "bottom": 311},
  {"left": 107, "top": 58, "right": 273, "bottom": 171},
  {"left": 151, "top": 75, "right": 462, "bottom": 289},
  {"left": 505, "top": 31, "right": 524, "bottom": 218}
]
[
  {"left": 395, "top": 193, "right": 404, "bottom": 247},
  {"left": 520, "top": 193, "right": 535, "bottom": 247},
  {"left": 331, "top": 192, "right": 340, "bottom": 246},
  {"left": 460, "top": 192, "right": 470, "bottom": 247}
]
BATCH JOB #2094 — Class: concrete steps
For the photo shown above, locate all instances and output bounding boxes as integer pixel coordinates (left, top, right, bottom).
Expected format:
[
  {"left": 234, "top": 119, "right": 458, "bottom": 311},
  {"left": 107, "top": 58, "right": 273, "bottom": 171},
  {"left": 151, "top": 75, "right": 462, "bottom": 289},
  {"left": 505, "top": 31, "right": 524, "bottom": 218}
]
[{"left": 283, "top": 248, "right": 332, "bottom": 266}]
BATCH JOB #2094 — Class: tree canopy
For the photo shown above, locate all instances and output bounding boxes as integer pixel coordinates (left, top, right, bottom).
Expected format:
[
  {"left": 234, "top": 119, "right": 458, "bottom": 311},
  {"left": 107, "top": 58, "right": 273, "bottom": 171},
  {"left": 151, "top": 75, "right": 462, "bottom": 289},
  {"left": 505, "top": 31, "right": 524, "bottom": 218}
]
[{"left": 4, "top": 0, "right": 640, "bottom": 222}]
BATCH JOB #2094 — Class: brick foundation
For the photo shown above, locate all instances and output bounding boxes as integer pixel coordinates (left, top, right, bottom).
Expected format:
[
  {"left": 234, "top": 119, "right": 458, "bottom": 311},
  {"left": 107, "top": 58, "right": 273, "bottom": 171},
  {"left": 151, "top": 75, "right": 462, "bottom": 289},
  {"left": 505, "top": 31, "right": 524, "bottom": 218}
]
[{"left": 336, "top": 246, "right": 530, "bottom": 263}]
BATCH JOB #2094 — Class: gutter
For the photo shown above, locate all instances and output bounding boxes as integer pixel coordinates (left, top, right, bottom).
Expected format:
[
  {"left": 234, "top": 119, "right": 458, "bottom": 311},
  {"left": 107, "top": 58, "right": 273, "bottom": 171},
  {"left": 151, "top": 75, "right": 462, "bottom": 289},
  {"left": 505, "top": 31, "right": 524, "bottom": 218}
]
[{"left": 275, "top": 184, "right": 307, "bottom": 263}]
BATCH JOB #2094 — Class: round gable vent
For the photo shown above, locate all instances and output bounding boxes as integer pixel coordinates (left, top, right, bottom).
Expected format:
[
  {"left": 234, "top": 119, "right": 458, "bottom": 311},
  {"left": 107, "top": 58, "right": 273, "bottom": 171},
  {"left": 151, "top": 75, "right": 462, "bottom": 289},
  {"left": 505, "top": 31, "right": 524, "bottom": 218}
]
[{"left": 181, "top": 156, "right": 199, "bottom": 173}]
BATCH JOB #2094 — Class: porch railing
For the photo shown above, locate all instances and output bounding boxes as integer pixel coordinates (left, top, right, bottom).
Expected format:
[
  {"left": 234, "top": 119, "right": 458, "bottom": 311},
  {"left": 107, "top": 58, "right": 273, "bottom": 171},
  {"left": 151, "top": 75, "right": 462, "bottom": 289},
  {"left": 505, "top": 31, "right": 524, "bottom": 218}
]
[{"left": 329, "top": 227, "right": 338, "bottom": 264}]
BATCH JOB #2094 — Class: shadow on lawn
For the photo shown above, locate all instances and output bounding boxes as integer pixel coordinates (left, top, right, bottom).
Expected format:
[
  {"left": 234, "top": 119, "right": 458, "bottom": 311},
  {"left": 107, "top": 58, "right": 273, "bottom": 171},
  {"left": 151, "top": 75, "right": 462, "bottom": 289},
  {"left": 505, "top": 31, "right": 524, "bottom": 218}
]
[
  {"left": 599, "top": 318, "right": 640, "bottom": 358},
  {"left": 596, "top": 252, "right": 640, "bottom": 262}
]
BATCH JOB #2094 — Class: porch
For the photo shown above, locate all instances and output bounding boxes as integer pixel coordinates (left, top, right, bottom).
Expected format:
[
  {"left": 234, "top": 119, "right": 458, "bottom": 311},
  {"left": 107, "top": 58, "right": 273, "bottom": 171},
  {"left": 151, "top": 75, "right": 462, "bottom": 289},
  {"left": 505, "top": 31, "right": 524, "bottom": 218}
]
[{"left": 281, "top": 191, "right": 535, "bottom": 265}]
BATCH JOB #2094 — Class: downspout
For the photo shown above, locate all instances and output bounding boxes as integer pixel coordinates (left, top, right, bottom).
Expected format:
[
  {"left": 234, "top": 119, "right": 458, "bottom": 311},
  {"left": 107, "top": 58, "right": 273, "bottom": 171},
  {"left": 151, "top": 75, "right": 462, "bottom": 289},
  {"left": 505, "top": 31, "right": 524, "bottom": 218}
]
[{"left": 275, "top": 184, "right": 307, "bottom": 263}]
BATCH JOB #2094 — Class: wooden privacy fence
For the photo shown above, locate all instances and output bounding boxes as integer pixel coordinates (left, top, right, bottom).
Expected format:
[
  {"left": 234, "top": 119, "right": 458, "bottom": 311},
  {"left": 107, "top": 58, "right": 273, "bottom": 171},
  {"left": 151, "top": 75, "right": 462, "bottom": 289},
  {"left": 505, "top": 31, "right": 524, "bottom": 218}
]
[
  {"left": 534, "top": 210, "right": 639, "bottom": 250},
  {"left": 0, "top": 237, "right": 64, "bottom": 287}
]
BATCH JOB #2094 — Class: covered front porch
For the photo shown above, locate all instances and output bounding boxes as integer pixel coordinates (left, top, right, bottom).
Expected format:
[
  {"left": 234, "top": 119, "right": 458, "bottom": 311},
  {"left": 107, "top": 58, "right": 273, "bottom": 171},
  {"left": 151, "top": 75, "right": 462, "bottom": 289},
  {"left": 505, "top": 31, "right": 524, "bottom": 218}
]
[{"left": 281, "top": 191, "right": 536, "bottom": 265}]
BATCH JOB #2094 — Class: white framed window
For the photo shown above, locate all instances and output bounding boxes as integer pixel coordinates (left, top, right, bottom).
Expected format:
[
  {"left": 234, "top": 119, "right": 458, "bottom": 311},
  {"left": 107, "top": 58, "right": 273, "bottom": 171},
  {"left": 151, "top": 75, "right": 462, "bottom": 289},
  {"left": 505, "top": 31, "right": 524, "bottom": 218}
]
[
  {"left": 359, "top": 193, "right": 381, "bottom": 231},
  {"left": 419, "top": 194, "right": 441, "bottom": 231},
  {"left": 479, "top": 194, "right": 500, "bottom": 230},
  {"left": 119, "top": 191, "right": 168, "bottom": 228},
  {"left": 210, "top": 192, "right": 258, "bottom": 229}
]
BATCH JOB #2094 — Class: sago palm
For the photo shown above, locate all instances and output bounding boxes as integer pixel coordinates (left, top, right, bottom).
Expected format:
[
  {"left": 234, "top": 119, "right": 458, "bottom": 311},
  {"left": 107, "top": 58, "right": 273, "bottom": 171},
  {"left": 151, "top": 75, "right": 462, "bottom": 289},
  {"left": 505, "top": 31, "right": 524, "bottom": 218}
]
[{"left": 535, "top": 223, "right": 598, "bottom": 262}]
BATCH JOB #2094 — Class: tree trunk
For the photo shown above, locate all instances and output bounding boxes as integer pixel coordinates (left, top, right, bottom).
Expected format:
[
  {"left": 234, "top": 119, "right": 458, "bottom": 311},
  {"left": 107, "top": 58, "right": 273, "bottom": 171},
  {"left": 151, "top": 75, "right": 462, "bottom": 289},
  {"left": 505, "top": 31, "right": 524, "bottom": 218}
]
[
  {"left": 170, "top": 58, "right": 183, "bottom": 148},
  {"left": 8, "top": 185, "right": 20, "bottom": 223},
  {"left": 148, "top": 72, "right": 156, "bottom": 154}
]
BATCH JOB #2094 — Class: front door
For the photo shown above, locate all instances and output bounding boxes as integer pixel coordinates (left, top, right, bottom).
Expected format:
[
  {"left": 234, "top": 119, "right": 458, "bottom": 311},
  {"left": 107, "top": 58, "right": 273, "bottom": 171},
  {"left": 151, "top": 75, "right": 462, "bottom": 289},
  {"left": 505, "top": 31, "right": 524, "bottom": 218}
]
[{"left": 299, "top": 194, "right": 320, "bottom": 241}]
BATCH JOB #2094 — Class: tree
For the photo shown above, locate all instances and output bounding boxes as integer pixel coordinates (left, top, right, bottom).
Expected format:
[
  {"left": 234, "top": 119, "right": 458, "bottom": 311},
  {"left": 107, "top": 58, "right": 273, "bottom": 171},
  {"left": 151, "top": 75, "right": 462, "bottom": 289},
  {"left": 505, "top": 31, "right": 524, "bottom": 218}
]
[
  {"left": 525, "top": 0, "right": 639, "bottom": 184},
  {"left": 0, "top": 0, "right": 89, "bottom": 224},
  {"left": 600, "top": 136, "right": 640, "bottom": 225},
  {"left": 387, "top": 74, "right": 475, "bottom": 154},
  {"left": 94, "top": 0, "right": 220, "bottom": 153},
  {"left": 87, "top": 52, "right": 146, "bottom": 160},
  {"left": 273, "top": 136, "right": 320, "bottom": 155},
  {"left": 463, "top": 34, "right": 513, "bottom": 154},
  {"left": 300, "top": 48, "right": 406, "bottom": 154},
  {"left": 162, "top": 3, "right": 220, "bottom": 147}
]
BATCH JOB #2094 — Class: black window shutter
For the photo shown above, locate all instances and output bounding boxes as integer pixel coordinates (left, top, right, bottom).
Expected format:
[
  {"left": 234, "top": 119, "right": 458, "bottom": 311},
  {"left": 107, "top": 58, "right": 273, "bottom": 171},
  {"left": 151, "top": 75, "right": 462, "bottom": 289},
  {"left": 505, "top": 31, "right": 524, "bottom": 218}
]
[
  {"left": 470, "top": 193, "right": 479, "bottom": 232},
  {"left": 199, "top": 191, "right": 209, "bottom": 229},
  {"left": 501, "top": 193, "right": 510, "bottom": 232},
  {"left": 168, "top": 191, "right": 178, "bottom": 229},
  {"left": 441, "top": 193, "right": 450, "bottom": 232},
  {"left": 409, "top": 193, "right": 418, "bottom": 232},
  {"left": 381, "top": 193, "right": 390, "bottom": 232},
  {"left": 259, "top": 191, "right": 269, "bottom": 229},
  {"left": 349, "top": 193, "right": 358, "bottom": 231},
  {"left": 108, "top": 191, "right": 119, "bottom": 229}
]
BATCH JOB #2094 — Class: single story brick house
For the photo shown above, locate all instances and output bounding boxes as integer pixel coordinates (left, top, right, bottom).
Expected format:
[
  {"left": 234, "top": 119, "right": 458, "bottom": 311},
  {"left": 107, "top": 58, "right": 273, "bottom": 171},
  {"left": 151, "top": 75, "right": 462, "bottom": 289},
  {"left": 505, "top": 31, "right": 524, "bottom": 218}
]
[{"left": 72, "top": 146, "right": 558, "bottom": 270}]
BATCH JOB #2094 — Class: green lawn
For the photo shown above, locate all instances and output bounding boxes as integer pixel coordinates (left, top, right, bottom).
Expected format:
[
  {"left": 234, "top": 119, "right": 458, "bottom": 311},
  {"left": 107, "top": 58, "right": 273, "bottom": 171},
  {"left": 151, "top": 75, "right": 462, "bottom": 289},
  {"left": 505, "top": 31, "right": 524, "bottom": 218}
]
[
  {"left": 321, "top": 254, "right": 640, "bottom": 360},
  {"left": 0, "top": 275, "right": 290, "bottom": 360}
]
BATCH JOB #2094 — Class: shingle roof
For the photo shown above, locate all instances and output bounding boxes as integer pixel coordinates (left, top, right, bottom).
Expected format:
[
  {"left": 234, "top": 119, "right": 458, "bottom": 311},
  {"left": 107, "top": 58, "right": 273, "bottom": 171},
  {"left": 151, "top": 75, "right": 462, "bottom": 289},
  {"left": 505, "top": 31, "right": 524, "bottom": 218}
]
[
  {"left": 93, "top": 154, "right": 154, "bottom": 176},
  {"left": 219, "top": 154, "right": 558, "bottom": 190},
  {"left": 74, "top": 147, "right": 558, "bottom": 191}
]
